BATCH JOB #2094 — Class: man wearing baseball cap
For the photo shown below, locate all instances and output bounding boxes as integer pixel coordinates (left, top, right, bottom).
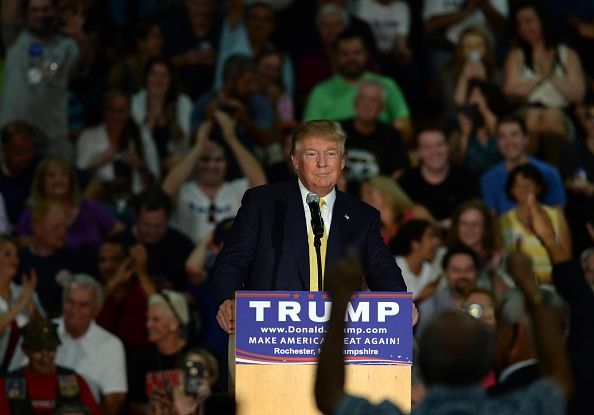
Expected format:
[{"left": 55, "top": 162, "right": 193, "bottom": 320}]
[{"left": 0, "top": 319, "right": 100, "bottom": 414}]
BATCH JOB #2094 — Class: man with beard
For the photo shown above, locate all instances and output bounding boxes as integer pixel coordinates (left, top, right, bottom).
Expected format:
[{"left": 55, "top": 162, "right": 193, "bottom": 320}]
[
  {"left": 0, "top": 0, "right": 92, "bottom": 162},
  {"left": 304, "top": 29, "right": 411, "bottom": 139},
  {"left": 417, "top": 245, "right": 479, "bottom": 330}
]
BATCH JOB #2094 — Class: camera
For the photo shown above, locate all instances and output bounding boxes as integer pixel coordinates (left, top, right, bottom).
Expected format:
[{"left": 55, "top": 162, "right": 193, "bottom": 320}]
[
  {"left": 467, "top": 50, "right": 482, "bottom": 63},
  {"left": 183, "top": 361, "right": 209, "bottom": 396}
]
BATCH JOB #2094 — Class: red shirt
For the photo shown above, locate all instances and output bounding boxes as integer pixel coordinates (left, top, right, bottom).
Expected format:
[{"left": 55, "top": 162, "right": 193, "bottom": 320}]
[{"left": 0, "top": 366, "right": 101, "bottom": 415}]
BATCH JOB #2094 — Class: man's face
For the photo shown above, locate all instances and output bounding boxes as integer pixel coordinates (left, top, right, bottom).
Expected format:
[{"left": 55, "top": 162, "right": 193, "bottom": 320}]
[
  {"left": 3, "top": 134, "right": 35, "bottom": 177},
  {"left": 246, "top": 5, "right": 274, "bottom": 43},
  {"left": 27, "top": 0, "right": 56, "bottom": 34},
  {"left": 33, "top": 207, "right": 67, "bottom": 251},
  {"left": 63, "top": 285, "right": 98, "bottom": 337},
  {"left": 136, "top": 207, "right": 168, "bottom": 244},
  {"left": 354, "top": 84, "right": 385, "bottom": 123},
  {"left": 231, "top": 71, "right": 259, "bottom": 102},
  {"left": 497, "top": 122, "right": 528, "bottom": 162},
  {"left": 417, "top": 131, "right": 448, "bottom": 171},
  {"left": 291, "top": 135, "right": 345, "bottom": 197},
  {"left": 104, "top": 95, "right": 130, "bottom": 129},
  {"left": 318, "top": 11, "right": 346, "bottom": 46},
  {"left": 445, "top": 253, "right": 477, "bottom": 296},
  {"left": 27, "top": 348, "right": 56, "bottom": 374},
  {"left": 97, "top": 243, "right": 127, "bottom": 281},
  {"left": 196, "top": 142, "right": 226, "bottom": 187},
  {"left": 336, "top": 37, "right": 368, "bottom": 81}
]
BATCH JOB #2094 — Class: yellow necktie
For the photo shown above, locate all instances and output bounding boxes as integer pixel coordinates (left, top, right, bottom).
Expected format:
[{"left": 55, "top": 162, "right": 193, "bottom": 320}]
[{"left": 309, "top": 198, "right": 327, "bottom": 291}]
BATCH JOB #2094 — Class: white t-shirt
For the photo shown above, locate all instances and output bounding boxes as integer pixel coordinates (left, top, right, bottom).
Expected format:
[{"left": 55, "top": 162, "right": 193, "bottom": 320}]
[
  {"left": 76, "top": 124, "right": 161, "bottom": 193},
  {"left": 356, "top": 0, "right": 411, "bottom": 54},
  {"left": 54, "top": 319, "right": 127, "bottom": 403},
  {"left": 0, "top": 283, "right": 44, "bottom": 366},
  {"left": 395, "top": 256, "right": 435, "bottom": 299},
  {"left": 423, "top": 0, "right": 508, "bottom": 44},
  {"left": 171, "top": 178, "right": 250, "bottom": 243}
]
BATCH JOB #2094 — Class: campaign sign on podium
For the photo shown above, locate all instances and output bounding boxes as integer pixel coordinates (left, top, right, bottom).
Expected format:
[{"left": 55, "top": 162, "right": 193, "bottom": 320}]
[{"left": 234, "top": 291, "right": 413, "bottom": 414}]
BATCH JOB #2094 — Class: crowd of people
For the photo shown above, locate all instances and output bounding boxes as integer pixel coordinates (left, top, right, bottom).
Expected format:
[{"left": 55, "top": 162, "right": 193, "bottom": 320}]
[{"left": 0, "top": 0, "right": 594, "bottom": 414}]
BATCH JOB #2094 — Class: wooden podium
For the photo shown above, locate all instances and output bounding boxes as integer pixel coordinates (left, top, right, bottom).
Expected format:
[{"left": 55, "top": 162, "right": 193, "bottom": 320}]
[{"left": 234, "top": 292, "right": 412, "bottom": 415}]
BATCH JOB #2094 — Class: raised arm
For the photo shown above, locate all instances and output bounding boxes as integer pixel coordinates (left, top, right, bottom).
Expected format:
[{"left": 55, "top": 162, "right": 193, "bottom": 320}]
[
  {"left": 315, "top": 253, "right": 362, "bottom": 415},
  {"left": 162, "top": 121, "right": 211, "bottom": 197},
  {"left": 215, "top": 111, "right": 266, "bottom": 187}
]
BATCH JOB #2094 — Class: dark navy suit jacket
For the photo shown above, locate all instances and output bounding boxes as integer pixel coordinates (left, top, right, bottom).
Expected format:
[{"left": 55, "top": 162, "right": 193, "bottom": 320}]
[{"left": 212, "top": 180, "right": 406, "bottom": 304}]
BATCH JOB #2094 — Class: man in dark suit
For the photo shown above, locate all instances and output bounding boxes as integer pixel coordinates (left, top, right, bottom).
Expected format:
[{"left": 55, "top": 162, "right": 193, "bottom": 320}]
[{"left": 212, "top": 119, "right": 406, "bottom": 334}]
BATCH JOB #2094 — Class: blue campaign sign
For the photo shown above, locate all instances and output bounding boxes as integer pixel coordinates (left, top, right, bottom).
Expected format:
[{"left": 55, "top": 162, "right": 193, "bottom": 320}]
[{"left": 235, "top": 291, "right": 412, "bottom": 365}]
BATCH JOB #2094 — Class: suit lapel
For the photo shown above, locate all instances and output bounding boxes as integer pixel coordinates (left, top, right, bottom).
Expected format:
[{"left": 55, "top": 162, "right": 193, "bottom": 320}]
[
  {"left": 326, "top": 190, "right": 347, "bottom": 271},
  {"left": 286, "top": 180, "right": 309, "bottom": 289}
]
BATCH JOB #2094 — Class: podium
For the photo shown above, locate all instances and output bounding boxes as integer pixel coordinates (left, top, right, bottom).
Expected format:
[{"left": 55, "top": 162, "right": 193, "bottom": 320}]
[{"left": 234, "top": 291, "right": 413, "bottom": 415}]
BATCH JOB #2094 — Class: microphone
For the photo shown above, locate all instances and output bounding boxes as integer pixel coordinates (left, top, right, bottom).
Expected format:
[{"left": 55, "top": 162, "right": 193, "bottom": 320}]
[{"left": 306, "top": 192, "right": 324, "bottom": 238}]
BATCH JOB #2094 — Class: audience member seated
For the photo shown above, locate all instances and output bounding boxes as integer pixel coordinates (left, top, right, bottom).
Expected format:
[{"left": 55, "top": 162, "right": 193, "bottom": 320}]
[
  {"left": 449, "top": 80, "right": 502, "bottom": 175},
  {"left": 295, "top": 4, "right": 348, "bottom": 112},
  {"left": 355, "top": 0, "right": 422, "bottom": 114},
  {"left": 265, "top": 122, "right": 298, "bottom": 183},
  {"left": 76, "top": 90, "right": 160, "bottom": 219},
  {"left": 563, "top": 102, "right": 594, "bottom": 256},
  {"left": 446, "top": 200, "right": 510, "bottom": 295},
  {"left": 480, "top": 115, "right": 565, "bottom": 215},
  {"left": 437, "top": 26, "right": 503, "bottom": 123},
  {"left": 164, "top": 112, "right": 265, "bottom": 245},
  {"left": 214, "top": 1, "right": 293, "bottom": 96},
  {"left": 191, "top": 54, "right": 273, "bottom": 163},
  {"left": 131, "top": 57, "right": 193, "bottom": 173},
  {"left": 0, "top": 0, "right": 92, "bottom": 162},
  {"left": 96, "top": 239, "right": 155, "bottom": 358},
  {"left": 0, "top": 236, "right": 44, "bottom": 374},
  {"left": 160, "top": 0, "right": 221, "bottom": 99},
  {"left": 503, "top": 0, "right": 586, "bottom": 167},
  {"left": 17, "top": 203, "right": 92, "bottom": 317},
  {"left": 304, "top": 29, "right": 412, "bottom": 139},
  {"left": 16, "top": 158, "right": 123, "bottom": 258},
  {"left": 0, "top": 121, "right": 39, "bottom": 228},
  {"left": 399, "top": 128, "right": 479, "bottom": 226},
  {"left": 0, "top": 320, "right": 100, "bottom": 415},
  {"left": 390, "top": 219, "right": 440, "bottom": 301},
  {"left": 359, "top": 175, "right": 434, "bottom": 244},
  {"left": 108, "top": 21, "right": 163, "bottom": 96},
  {"left": 422, "top": 0, "right": 507, "bottom": 76},
  {"left": 127, "top": 290, "right": 195, "bottom": 415},
  {"left": 149, "top": 347, "right": 221, "bottom": 415},
  {"left": 112, "top": 186, "right": 194, "bottom": 292},
  {"left": 55, "top": 274, "right": 127, "bottom": 415},
  {"left": 257, "top": 49, "right": 294, "bottom": 122},
  {"left": 500, "top": 164, "right": 571, "bottom": 283},
  {"left": 314, "top": 247, "right": 572, "bottom": 415},
  {"left": 342, "top": 80, "right": 410, "bottom": 179},
  {"left": 417, "top": 245, "right": 479, "bottom": 329}
]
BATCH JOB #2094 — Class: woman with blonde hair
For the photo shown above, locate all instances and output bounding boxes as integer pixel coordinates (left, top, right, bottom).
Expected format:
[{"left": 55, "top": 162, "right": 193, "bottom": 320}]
[
  {"left": 360, "top": 175, "right": 434, "bottom": 244},
  {"left": 16, "top": 158, "right": 123, "bottom": 256},
  {"left": 437, "top": 26, "right": 502, "bottom": 119}
]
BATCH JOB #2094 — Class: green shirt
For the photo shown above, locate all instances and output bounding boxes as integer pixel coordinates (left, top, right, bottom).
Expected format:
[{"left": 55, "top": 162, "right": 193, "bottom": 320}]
[{"left": 303, "top": 72, "right": 410, "bottom": 123}]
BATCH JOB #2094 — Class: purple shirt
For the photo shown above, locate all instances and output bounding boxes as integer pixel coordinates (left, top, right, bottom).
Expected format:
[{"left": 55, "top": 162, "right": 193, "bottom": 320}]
[{"left": 16, "top": 199, "right": 116, "bottom": 256}]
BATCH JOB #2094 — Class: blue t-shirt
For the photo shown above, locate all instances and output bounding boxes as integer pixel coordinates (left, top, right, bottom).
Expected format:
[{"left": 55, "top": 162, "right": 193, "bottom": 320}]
[{"left": 480, "top": 157, "right": 565, "bottom": 214}]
